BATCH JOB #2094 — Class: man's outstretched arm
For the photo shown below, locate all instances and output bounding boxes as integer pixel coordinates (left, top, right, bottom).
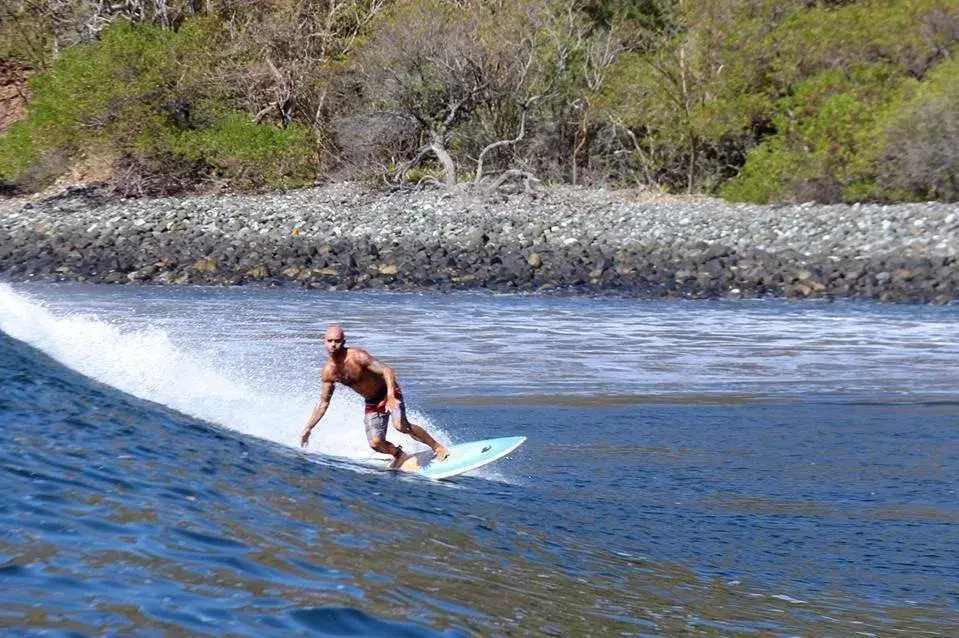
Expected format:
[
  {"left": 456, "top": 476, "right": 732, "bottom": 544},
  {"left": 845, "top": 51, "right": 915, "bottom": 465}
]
[{"left": 300, "top": 380, "right": 334, "bottom": 447}]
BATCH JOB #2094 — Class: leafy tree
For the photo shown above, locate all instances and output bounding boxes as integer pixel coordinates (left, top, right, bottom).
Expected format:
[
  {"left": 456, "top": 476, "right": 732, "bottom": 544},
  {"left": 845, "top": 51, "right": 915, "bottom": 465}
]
[
  {"left": 598, "top": 0, "right": 783, "bottom": 192},
  {"left": 3, "top": 0, "right": 959, "bottom": 201},
  {"left": 0, "top": 19, "right": 317, "bottom": 194},
  {"left": 212, "top": 0, "right": 388, "bottom": 130},
  {"left": 345, "top": 0, "right": 548, "bottom": 186},
  {"left": 595, "top": 0, "right": 959, "bottom": 198},
  {"left": 535, "top": 0, "right": 635, "bottom": 186},
  {"left": 720, "top": 64, "right": 909, "bottom": 203},
  {"left": 0, "top": 0, "right": 206, "bottom": 69},
  {"left": 753, "top": 0, "right": 959, "bottom": 89},
  {"left": 876, "top": 55, "right": 959, "bottom": 201},
  {"left": 717, "top": 0, "right": 959, "bottom": 202}
]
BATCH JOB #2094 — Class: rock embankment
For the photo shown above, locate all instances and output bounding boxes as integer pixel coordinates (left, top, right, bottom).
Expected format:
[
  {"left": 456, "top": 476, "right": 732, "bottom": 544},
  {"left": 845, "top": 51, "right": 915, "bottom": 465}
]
[{"left": 1, "top": 183, "right": 957, "bottom": 302}]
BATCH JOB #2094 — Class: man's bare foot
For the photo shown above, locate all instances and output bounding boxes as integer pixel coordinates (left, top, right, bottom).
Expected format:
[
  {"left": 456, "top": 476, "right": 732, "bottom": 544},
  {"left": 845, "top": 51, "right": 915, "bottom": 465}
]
[
  {"left": 388, "top": 451, "right": 411, "bottom": 469},
  {"left": 433, "top": 444, "right": 449, "bottom": 462},
  {"left": 399, "top": 455, "right": 421, "bottom": 472}
]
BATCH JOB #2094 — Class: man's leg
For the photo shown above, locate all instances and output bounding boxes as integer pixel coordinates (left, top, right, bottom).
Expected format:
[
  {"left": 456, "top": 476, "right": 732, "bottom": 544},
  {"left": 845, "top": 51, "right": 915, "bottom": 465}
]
[
  {"left": 393, "top": 408, "right": 449, "bottom": 461},
  {"left": 370, "top": 437, "right": 408, "bottom": 467},
  {"left": 406, "top": 422, "right": 449, "bottom": 460},
  {"left": 365, "top": 411, "right": 409, "bottom": 468}
]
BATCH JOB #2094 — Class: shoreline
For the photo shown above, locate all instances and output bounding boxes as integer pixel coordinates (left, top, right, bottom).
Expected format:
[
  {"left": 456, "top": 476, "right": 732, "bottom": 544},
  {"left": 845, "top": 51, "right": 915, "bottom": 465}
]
[{"left": 1, "top": 182, "right": 957, "bottom": 303}]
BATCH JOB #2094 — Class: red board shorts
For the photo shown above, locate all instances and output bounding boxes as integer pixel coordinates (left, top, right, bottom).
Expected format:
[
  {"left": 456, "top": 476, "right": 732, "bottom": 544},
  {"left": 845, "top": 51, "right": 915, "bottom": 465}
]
[{"left": 363, "top": 389, "right": 407, "bottom": 442}]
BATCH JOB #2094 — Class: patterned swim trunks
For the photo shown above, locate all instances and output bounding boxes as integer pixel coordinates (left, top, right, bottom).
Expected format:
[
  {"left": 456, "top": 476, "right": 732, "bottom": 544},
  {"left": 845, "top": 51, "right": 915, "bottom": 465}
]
[{"left": 363, "top": 389, "right": 407, "bottom": 442}]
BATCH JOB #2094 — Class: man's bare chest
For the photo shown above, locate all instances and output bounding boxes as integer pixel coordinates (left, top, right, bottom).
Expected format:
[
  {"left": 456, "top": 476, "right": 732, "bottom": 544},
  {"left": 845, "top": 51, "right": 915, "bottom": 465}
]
[{"left": 331, "top": 362, "right": 365, "bottom": 387}]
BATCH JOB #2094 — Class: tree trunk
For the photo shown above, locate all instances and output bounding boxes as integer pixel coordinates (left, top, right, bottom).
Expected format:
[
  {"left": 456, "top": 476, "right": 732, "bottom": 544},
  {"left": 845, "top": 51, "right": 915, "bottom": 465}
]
[
  {"left": 429, "top": 131, "right": 457, "bottom": 186},
  {"left": 572, "top": 109, "right": 590, "bottom": 186}
]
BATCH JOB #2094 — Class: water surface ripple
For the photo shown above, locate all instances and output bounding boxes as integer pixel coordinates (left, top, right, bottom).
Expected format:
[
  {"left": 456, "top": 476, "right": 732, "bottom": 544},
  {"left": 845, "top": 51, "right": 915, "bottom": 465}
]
[{"left": 1, "top": 283, "right": 957, "bottom": 634}]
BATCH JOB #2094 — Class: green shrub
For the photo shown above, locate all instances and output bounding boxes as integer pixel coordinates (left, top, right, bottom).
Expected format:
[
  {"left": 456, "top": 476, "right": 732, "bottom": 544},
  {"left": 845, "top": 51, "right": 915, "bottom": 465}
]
[
  {"left": 697, "top": 0, "right": 959, "bottom": 202},
  {"left": 756, "top": 0, "right": 959, "bottom": 90},
  {"left": 4, "top": 0, "right": 958, "bottom": 201},
  {"left": 0, "top": 122, "right": 40, "bottom": 186},
  {"left": 874, "top": 56, "right": 959, "bottom": 201},
  {"left": 172, "top": 114, "right": 317, "bottom": 189},
  {"left": 0, "top": 19, "right": 318, "bottom": 194},
  {"left": 721, "top": 64, "right": 910, "bottom": 203}
]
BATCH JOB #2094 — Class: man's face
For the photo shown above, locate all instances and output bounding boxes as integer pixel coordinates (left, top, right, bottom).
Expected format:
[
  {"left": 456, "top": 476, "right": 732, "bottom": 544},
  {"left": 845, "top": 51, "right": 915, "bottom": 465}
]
[{"left": 325, "top": 329, "right": 345, "bottom": 356}]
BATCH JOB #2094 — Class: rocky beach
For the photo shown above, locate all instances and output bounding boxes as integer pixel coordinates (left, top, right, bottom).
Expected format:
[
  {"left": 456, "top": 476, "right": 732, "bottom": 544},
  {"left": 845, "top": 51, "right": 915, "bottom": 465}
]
[{"left": 1, "top": 182, "right": 957, "bottom": 303}]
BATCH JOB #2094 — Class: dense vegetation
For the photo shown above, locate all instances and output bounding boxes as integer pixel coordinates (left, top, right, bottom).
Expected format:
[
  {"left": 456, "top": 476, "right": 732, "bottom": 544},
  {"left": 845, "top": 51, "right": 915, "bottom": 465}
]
[{"left": 1, "top": 0, "right": 957, "bottom": 202}]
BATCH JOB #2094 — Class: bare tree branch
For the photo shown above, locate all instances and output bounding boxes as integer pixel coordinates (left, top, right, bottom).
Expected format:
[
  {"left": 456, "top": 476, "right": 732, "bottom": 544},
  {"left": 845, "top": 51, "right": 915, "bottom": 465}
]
[
  {"left": 486, "top": 168, "right": 541, "bottom": 193},
  {"left": 474, "top": 97, "right": 540, "bottom": 184},
  {"left": 391, "top": 144, "right": 432, "bottom": 183}
]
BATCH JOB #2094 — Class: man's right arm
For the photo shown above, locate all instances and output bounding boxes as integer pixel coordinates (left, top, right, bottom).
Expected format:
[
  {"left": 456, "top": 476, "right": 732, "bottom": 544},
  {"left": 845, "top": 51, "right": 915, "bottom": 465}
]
[{"left": 300, "top": 379, "right": 335, "bottom": 448}]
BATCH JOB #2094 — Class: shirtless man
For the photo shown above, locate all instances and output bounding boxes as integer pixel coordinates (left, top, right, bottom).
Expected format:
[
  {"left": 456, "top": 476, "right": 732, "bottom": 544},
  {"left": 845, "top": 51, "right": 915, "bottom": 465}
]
[{"left": 299, "top": 325, "right": 449, "bottom": 468}]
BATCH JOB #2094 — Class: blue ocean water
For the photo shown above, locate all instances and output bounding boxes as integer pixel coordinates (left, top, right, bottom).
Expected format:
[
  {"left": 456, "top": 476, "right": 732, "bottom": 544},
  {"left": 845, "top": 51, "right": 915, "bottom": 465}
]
[{"left": 1, "top": 282, "right": 958, "bottom": 635}]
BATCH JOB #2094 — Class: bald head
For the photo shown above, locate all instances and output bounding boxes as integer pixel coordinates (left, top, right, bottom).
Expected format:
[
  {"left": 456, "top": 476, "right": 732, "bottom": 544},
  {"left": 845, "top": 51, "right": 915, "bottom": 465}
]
[{"left": 324, "top": 325, "right": 346, "bottom": 357}]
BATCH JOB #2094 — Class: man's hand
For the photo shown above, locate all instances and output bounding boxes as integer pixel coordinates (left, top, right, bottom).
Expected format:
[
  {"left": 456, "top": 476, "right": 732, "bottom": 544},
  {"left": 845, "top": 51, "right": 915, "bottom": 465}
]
[
  {"left": 385, "top": 394, "right": 400, "bottom": 414},
  {"left": 299, "top": 427, "right": 312, "bottom": 448}
]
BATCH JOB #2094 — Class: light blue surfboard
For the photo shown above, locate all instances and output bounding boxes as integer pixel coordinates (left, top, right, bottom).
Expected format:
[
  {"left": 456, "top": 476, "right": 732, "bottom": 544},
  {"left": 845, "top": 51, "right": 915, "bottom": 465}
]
[{"left": 410, "top": 436, "right": 526, "bottom": 480}]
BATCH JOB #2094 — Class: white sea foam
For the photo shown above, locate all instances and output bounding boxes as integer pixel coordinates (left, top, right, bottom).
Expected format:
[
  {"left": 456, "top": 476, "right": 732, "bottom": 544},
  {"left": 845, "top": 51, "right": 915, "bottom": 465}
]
[
  {"left": 5, "top": 284, "right": 959, "bottom": 402},
  {"left": 0, "top": 283, "right": 448, "bottom": 462},
  {"left": 2, "top": 282, "right": 956, "bottom": 479}
]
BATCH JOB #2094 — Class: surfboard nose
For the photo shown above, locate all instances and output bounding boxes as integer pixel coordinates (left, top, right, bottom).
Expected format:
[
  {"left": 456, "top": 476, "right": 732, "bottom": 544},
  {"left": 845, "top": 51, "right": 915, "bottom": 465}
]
[{"left": 418, "top": 436, "right": 527, "bottom": 480}]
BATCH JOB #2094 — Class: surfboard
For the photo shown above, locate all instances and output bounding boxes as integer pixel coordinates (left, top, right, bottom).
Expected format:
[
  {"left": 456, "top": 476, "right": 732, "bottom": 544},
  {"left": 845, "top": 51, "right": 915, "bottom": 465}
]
[{"left": 401, "top": 436, "right": 526, "bottom": 480}]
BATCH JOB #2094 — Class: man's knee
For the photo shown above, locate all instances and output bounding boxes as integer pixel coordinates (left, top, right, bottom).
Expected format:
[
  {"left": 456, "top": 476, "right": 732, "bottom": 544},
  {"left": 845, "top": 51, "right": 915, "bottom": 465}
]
[
  {"left": 392, "top": 419, "right": 412, "bottom": 434},
  {"left": 369, "top": 437, "right": 387, "bottom": 451}
]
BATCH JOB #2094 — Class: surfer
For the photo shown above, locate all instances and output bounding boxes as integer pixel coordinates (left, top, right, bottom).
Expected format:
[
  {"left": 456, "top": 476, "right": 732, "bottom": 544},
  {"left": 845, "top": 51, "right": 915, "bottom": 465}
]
[{"left": 299, "top": 325, "right": 449, "bottom": 469}]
